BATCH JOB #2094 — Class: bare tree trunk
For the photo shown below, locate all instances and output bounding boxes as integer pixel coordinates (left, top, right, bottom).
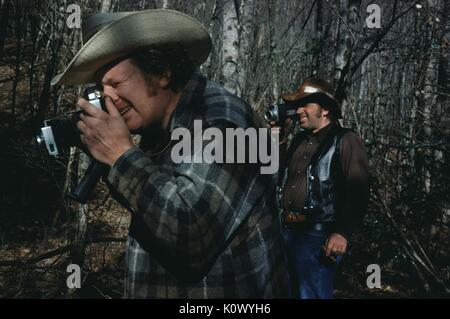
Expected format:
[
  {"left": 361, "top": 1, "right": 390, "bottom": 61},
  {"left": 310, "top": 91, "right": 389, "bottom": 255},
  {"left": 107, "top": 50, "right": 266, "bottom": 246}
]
[
  {"left": 251, "top": 3, "right": 267, "bottom": 109},
  {"left": 100, "top": 0, "right": 112, "bottom": 12},
  {"left": 67, "top": 151, "right": 90, "bottom": 287},
  {"left": 162, "top": 0, "right": 170, "bottom": 9},
  {"left": 423, "top": 0, "right": 449, "bottom": 269},
  {"left": 436, "top": 0, "right": 450, "bottom": 226},
  {"left": 36, "top": 1, "right": 66, "bottom": 123},
  {"left": 27, "top": 6, "right": 42, "bottom": 118},
  {"left": 199, "top": 0, "right": 218, "bottom": 80},
  {"left": 267, "top": 0, "right": 278, "bottom": 100},
  {"left": 238, "top": 0, "right": 253, "bottom": 102},
  {"left": 221, "top": 0, "right": 240, "bottom": 95},
  {"left": 10, "top": 0, "right": 28, "bottom": 127},
  {"left": 67, "top": 0, "right": 106, "bottom": 298},
  {"left": 333, "top": 0, "right": 360, "bottom": 117},
  {"left": 422, "top": 4, "right": 437, "bottom": 192},
  {"left": 312, "top": 0, "right": 322, "bottom": 74}
]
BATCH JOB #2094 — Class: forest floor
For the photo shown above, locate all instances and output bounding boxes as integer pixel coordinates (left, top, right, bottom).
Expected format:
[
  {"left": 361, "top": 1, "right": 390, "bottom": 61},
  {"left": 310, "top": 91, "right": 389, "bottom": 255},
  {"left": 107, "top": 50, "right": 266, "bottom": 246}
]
[
  {"left": 0, "top": 179, "right": 422, "bottom": 299},
  {"left": 0, "top": 180, "right": 129, "bottom": 298}
]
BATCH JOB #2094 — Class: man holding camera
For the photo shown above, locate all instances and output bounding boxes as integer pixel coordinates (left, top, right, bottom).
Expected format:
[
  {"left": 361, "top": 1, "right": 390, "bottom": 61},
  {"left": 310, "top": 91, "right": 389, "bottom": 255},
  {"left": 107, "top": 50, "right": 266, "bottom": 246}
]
[
  {"left": 273, "top": 77, "right": 369, "bottom": 299},
  {"left": 51, "top": 9, "right": 288, "bottom": 298}
]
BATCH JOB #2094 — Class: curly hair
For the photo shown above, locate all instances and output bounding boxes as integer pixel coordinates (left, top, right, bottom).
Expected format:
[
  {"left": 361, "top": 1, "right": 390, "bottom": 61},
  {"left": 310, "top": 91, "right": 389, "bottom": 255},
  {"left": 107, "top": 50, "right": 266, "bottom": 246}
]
[{"left": 129, "top": 45, "right": 196, "bottom": 92}]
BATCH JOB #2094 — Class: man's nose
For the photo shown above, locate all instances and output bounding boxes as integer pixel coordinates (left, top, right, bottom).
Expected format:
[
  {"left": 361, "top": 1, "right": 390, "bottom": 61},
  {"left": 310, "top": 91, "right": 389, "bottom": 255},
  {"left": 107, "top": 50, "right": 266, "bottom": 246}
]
[
  {"left": 102, "top": 85, "right": 119, "bottom": 103},
  {"left": 296, "top": 106, "right": 304, "bottom": 115}
]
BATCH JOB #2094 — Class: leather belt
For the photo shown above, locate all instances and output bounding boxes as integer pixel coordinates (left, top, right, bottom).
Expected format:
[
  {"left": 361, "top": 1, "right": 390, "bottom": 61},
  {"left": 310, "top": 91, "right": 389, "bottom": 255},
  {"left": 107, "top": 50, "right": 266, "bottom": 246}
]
[
  {"left": 282, "top": 210, "right": 331, "bottom": 232},
  {"left": 283, "top": 212, "right": 307, "bottom": 223}
]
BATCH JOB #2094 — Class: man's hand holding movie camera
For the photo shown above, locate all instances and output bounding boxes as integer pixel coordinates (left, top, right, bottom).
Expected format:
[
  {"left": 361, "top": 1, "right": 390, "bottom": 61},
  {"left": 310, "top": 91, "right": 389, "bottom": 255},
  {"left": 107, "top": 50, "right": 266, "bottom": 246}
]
[
  {"left": 76, "top": 96, "right": 134, "bottom": 167},
  {"left": 269, "top": 118, "right": 293, "bottom": 145}
]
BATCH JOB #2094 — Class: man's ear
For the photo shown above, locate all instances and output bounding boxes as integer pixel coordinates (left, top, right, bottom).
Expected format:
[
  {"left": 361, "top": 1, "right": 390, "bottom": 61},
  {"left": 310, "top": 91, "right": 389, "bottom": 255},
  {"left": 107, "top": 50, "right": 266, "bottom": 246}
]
[{"left": 321, "top": 107, "right": 330, "bottom": 118}]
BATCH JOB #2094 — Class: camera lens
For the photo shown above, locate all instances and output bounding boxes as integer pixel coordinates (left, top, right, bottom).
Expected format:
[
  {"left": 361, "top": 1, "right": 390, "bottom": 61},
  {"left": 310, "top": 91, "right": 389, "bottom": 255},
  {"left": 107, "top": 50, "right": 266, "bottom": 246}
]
[
  {"left": 264, "top": 111, "right": 274, "bottom": 122},
  {"left": 264, "top": 105, "right": 279, "bottom": 124},
  {"left": 35, "top": 132, "right": 45, "bottom": 145}
]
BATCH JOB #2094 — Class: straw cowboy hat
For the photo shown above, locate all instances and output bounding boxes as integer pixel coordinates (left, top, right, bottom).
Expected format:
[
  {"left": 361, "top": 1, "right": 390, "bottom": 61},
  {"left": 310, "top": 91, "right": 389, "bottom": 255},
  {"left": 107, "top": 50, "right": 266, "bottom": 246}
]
[
  {"left": 51, "top": 9, "right": 212, "bottom": 86},
  {"left": 281, "top": 77, "right": 342, "bottom": 119}
]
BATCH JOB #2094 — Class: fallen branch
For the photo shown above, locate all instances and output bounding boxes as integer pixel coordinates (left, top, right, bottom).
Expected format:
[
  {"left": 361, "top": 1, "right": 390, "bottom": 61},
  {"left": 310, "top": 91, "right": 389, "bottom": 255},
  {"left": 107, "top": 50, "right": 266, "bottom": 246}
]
[
  {"left": 0, "top": 237, "right": 126, "bottom": 267},
  {"left": 0, "top": 245, "right": 72, "bottom": 267}
]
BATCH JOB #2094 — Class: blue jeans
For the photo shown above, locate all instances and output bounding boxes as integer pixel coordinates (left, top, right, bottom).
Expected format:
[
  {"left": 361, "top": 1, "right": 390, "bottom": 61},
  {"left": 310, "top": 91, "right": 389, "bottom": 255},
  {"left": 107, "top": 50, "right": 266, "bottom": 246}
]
[{"left": 283, "top": 225, "right": 341, "bottom": 299}]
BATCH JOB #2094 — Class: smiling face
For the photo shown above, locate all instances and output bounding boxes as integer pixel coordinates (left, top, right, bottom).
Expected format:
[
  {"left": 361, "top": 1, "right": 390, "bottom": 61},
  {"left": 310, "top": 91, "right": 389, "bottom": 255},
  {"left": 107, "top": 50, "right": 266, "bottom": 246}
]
[
  {"left": 296, "top": 102, "right": 331, "bottom": 133},
  {"left": 97, "top": 58, "right": 181, "bottom": 132}
]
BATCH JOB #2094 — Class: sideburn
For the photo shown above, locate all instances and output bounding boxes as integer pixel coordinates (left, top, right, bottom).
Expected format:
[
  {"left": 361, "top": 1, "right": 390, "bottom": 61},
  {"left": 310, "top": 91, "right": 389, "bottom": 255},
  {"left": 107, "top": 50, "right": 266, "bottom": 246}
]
[
  {"left": 144, "top": 72, "right": 174, "bottom": 97},
  {"left": 315, "top": 107, "right": 323, "bottom": 119},
  {"left": 144, "top": 75, "right": 160, "bottom": 97}
]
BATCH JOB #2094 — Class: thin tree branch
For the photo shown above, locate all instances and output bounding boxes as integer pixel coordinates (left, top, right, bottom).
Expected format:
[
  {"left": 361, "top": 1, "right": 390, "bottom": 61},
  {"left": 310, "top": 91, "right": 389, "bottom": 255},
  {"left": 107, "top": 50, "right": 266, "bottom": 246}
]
[{"left": 0, "top": 237, "right": 126, "bottom": 267}]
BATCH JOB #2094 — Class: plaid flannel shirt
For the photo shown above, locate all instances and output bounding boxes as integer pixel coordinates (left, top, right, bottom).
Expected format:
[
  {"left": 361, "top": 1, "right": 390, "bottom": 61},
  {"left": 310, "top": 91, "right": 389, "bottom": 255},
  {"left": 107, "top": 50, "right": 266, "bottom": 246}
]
[{"left": 106, "top": 72, "right": 289, "bottom": 298}]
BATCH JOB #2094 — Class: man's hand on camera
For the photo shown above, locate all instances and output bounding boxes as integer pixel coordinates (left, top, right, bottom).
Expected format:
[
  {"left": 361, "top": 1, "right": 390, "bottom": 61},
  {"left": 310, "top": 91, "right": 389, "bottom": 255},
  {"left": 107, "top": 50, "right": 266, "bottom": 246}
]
[
  {"left": 269, "top": 118, "right": 293, "bottom": 144},
  {"left": 76, "top": 96, "right": 133, "bottom": 167}
]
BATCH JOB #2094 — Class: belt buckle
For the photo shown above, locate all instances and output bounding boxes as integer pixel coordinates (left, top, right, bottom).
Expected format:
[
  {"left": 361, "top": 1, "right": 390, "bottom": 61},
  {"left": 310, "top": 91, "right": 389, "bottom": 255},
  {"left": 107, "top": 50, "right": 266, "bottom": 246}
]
[{"left": 283, "top": 211, "right": 307, "bottom": 225}]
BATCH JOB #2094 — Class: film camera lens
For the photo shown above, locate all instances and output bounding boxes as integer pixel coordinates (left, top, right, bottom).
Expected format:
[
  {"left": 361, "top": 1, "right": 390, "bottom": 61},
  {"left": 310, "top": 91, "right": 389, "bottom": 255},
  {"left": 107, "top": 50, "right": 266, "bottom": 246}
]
[{"left": 264, "top": 102, "right": 299, "bottom": 126}]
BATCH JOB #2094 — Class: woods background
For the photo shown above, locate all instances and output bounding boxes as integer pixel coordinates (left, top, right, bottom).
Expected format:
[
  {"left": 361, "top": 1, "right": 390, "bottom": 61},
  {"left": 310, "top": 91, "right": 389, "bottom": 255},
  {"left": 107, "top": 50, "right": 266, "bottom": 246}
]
[{"left": 0, "top": 0, "right": 448, "bottom": 298}]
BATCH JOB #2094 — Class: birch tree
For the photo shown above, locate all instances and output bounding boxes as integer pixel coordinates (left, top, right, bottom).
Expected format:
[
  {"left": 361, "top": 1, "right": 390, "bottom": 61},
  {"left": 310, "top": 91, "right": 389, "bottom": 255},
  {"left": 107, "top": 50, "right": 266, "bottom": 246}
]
[{"left": 221, "top": 0, "right": 240, "bottom": 95}]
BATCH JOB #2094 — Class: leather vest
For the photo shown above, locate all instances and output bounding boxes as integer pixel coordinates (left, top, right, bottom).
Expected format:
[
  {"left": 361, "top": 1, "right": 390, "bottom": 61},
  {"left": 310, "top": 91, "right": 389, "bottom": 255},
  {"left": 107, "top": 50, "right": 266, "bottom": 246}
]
[{"left": 279, "top": 124, "right": 351, "bottom": 222}]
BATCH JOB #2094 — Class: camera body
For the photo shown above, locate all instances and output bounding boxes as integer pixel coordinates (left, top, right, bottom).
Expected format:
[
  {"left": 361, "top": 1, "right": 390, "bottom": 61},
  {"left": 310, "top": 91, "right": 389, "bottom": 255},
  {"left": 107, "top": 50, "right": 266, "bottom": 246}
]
[
  {"left": 36, "top": 86, "right": 104, "bottom": 157},
  {"left": 264, "top": 102, "right": 299, "bottom": 126},
  {"left": 35, "top": 86, "right": 108, "bottom": 204}
]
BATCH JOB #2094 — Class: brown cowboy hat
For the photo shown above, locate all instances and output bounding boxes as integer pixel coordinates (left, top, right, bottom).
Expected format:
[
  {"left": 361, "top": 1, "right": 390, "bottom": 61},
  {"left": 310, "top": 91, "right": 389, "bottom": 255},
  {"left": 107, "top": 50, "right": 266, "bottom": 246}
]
[
  {"left": 281, "top": 77, "right": 342, "bottom": 119},
  {"left": 51, "top": 9, "right": 212, "bottom": 86}
]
